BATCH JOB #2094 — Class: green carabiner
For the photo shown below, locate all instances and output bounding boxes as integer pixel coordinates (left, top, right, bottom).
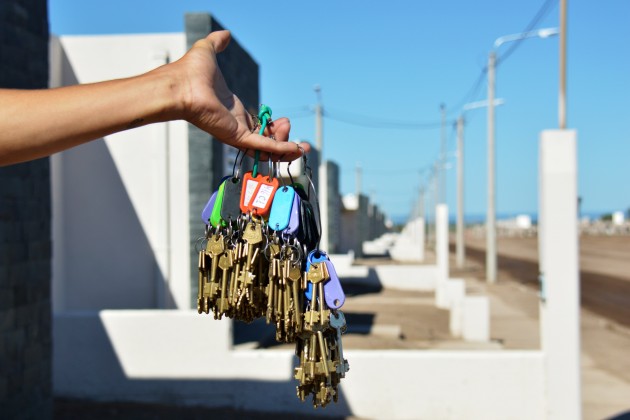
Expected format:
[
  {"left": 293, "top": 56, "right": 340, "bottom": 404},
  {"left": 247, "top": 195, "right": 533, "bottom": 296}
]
[{"left": 253, "top": 104, "right": 272, "bottom": 177}]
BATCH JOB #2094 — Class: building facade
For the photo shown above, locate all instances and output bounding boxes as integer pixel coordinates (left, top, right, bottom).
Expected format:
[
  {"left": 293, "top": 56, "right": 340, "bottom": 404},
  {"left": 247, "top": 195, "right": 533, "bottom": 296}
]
[{"left": 0, "top": 0, "right": 53, "bottom": 417}]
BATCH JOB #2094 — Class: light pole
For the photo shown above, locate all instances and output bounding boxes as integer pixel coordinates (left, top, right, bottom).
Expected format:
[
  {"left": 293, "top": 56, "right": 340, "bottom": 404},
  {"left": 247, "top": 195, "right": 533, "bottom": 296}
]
[
  {"left": 486, "top": 27, "right": 558, "bottom": 284},
  {"left": 314, "top": 85, "right": 323, "bottom": 158},
  {"left": 455, "top": 100, "right": 504, "bottom": 270},
  {"left": 440, "top": 103, "right": 447, "bottom": 204}
]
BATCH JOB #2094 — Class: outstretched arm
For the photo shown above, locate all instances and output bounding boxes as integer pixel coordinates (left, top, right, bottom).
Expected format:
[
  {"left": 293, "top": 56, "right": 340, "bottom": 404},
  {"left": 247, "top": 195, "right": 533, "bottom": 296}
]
[{"left": 0, "top": 30, "right": 309, "bottom": 166}]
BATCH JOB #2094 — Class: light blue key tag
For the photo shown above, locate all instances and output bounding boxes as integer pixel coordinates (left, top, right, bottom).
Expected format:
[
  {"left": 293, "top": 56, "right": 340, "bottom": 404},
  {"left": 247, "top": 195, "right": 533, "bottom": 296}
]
[{"left": 268, "top": 186, "right": 295, "bottom": 231}]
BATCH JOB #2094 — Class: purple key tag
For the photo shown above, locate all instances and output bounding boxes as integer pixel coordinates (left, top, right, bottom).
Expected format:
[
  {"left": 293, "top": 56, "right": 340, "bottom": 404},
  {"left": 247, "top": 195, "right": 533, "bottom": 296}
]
[
  {"left": 305, "top": 249, "right": 328, "bottom": 301},
  {"left": 201, "top": 175, "right": 230, "bottom": 225},
  {"left": 282, "top": 192, "right": 301, "bottom": 238},
  {"left": 201, "top": 190, "right": 218, "bottom": 225},
  {"left": 323, "top": 260, "right": 345, "bottom": 309}
]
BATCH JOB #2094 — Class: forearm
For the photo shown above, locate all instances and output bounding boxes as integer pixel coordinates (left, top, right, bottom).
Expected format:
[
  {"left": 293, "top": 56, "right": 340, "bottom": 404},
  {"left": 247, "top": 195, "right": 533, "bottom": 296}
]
[{"left": 0, "top": 67, "right": 182, "bottom": 166}]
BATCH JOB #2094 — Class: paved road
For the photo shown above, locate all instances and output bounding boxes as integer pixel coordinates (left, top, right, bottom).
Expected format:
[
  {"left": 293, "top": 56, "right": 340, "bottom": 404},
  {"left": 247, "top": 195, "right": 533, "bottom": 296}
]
[{"left": 460, "top": 235, "right": 630, "bottom": 327}]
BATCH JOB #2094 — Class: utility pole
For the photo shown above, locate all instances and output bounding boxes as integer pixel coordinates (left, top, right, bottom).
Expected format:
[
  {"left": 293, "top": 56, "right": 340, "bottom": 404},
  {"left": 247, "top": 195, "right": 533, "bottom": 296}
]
[
  {"left": 487, "top": 52, "right": 497, "bottom": 284},
  {"left": 314, "top": 85, "right": 327, "bottom": 251},
  {"left": 355, "top": 162, "right": 362, "bottom": 196},
  {"left": 314, "top": 85, "right": 323, "bottom": 158},
  {"left": 485, "top": 28, "right": 558, "bottom": 285},
  {"left": 456, "top": 116, "right": 465, "bottom": 269},
  {"left": 559, "top": 0, "right": 567, "bottom": 129},
  {"left": 432, "top": 162, "right": 439, "bottom": 247},
  {"left": 419, "top": 185, "right": 426, "bottom": 220},
  {"left": 440, "top": 103, "right": 447, "bottom": 204}
]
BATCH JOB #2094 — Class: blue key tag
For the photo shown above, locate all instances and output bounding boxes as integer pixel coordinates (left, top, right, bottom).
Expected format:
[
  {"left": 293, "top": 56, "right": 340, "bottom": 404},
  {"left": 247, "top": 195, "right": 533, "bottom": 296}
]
[
  {"left": 268, "top": 186, "right": 295, "bottom": 231},
  {"left": 305, "top": 250, "right": 329, "bottom": 301},
  {"left": 323, "top": 260, "right": 345, "bottom": 309},
  {"left": 283, "top": 192, "right": 301, "bottom": 238},
  {"left": 201, "top": 190, "right": 218, "bottom": 225}
]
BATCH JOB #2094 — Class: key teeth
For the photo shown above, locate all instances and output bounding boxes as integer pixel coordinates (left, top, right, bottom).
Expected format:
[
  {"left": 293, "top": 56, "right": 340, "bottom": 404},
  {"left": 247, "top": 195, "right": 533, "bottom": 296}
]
[{"left": 197, "top": 222, "right": 348, "bottom": 406}]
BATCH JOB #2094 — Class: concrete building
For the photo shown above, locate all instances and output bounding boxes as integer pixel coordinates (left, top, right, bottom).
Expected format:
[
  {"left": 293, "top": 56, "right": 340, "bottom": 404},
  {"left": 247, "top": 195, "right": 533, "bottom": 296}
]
[
  {"left": 49, "top": 14, "right": 259, "bottom": 312},
  {"left": 0, "top": 0, "right": 53, "bottom": 417},
  {"left": 339, "top": 193, "right": 369, "bottom": 257},
  {"left": 318, "top": 160, "right": 342, "bottom": 253}
]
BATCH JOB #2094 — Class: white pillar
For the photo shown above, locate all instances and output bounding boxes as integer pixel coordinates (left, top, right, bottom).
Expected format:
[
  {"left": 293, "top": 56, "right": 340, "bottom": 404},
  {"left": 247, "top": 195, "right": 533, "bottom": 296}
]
[
  {"left": 415, "top": 217, "right": 425, "bottom": 261},
  {"left": 486, "top": 51, "right": 497, "bottom": 284},
  {"left": 539, "top": 129, "right": 580, "bottom": 419},
  {"left": 435, "top": 204, "right": 450, "bottom": 308},
  {"left": 456, "top": 116, "right": 465, "bottom": 268},
  {"left": 319, "top": 163, "right": 330, "bottom": 252}
]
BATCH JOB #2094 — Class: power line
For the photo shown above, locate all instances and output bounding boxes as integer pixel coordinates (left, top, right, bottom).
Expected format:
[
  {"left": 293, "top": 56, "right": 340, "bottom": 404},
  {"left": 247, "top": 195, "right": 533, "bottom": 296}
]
[
  {"left": 447, "top": 69, "right": 488, "bottom": 116},
  {"left": 277, "top": 1, "right": 558, "bottom": 137},
  {"left": 497, "top": 0, "right": 558, "bottom": 66},
  {"left": 447, "top": 0, "right": 558, "bottom": 116},
  {"left": 324, "top": 107, "right": 449, "bottom": 130}
]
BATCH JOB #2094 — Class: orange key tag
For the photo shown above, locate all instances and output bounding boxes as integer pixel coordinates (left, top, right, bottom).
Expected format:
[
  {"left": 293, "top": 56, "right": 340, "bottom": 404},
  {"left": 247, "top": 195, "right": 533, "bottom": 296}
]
[
  {"left": 240, "top": 172, "right": 261, "bottom": 213},
  {"left": 250, "top": 176, "right": 279, "bottom": 217}
]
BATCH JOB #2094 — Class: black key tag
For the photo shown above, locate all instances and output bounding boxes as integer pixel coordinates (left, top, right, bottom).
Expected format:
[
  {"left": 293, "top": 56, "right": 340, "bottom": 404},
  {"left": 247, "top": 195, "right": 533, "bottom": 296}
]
[{"left": 220, "top": 177, "right": 243, "bottom": 223}]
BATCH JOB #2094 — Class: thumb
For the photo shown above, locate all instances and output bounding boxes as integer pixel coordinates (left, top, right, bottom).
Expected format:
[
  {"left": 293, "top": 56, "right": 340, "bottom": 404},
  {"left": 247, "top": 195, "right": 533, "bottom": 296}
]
[{"left": 207, "top": 30, "right": 231, "bottom": 53}]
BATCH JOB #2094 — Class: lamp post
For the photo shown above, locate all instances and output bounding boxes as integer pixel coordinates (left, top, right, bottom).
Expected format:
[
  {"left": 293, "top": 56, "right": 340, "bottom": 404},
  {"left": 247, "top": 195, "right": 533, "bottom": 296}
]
[
  {"left": 457, "top": 100, "right": 504, "bottom": 269},
  {"left": 314, "top": 85, "right": 323, "bottom": 157},
  {"left": 486, "top": 27, "right": 558, "bottom": 284}
]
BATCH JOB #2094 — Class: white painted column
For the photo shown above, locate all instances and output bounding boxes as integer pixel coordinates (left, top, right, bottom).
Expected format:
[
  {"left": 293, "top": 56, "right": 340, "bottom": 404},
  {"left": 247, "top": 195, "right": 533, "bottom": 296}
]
[
  {"left": 318, "top": 163, "right": 330, "bottom": 252},
  {"left": 435, "top": 204, "right": 450, "bottom": 308},
  {"left": 539, "top": 130, "right": 580, "bottom": 419},
  {"left": 51, "top": 153, "right": 66, "bottom": 313},
  {"left": 415, "top": 217, "right": 425, "bottom": 261}
]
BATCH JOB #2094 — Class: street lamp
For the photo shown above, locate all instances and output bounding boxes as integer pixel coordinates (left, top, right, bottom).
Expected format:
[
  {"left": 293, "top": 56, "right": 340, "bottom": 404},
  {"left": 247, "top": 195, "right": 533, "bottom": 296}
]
[
  {"left": 486, "top": 27, "right": 558, "bottom": 284},
  {"left": 314, "top": 85, "right": 323, "bottom": 157},
  {"left": 455, "top": 99, "right": 505, "bottom": 269}
]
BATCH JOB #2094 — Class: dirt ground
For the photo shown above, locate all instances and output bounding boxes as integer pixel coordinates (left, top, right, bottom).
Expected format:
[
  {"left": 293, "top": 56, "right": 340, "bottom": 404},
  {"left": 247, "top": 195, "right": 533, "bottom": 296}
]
[{"left": 463, "top": 234, "right": 630, "bottom": 327}]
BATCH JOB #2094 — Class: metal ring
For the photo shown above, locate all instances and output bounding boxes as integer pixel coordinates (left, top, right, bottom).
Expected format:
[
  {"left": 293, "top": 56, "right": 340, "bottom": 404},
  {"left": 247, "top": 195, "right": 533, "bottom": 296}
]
[{"left": 194, "top": 236, "right": 207, "bottom": 253}]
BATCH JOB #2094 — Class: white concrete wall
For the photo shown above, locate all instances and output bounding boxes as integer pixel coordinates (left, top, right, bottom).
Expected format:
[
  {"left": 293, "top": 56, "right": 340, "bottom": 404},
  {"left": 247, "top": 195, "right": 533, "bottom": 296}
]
[
  {"left": 389, "top": 217, "right": 425, "bottom": 262},
  {"left": 54, "top": 311, "right": 546, "bottom": 419},
  {"left": 435, "top": 204, "right": 450, "bottom": 309},
  {"left": 50, "top": 34, "right": 191, "bottom": 311}
]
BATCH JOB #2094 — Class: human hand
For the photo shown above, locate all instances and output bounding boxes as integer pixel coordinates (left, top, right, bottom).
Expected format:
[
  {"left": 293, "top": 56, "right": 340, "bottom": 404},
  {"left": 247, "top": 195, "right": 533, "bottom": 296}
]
[{"left": 168, "top": 30, "right": 310, "bottom": 161}]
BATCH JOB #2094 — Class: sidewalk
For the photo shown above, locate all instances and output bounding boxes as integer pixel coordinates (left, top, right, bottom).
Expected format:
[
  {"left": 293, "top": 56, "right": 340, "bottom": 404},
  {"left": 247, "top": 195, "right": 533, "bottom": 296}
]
[
  {"left": 229, "top": 242, "right": 630, "bottom": 419},
  {"left": 450, "top": 241, "right": 630, "bottom": 420}
]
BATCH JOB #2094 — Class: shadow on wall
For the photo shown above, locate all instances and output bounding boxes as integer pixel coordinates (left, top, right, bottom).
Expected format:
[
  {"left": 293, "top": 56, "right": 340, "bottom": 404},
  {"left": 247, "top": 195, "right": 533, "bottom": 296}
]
[
  {"left": 53, "top": 313, "right": 354, "bottom": 418},
  {"left": 53, "top": 40, "right": 177, "bottom": 311},
  {"left": 54, "top": 137, "right": 176, "bottom": 310}
]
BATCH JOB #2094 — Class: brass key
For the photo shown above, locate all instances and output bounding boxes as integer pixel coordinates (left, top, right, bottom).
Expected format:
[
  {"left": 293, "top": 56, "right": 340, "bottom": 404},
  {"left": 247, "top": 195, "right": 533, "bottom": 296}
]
[
  {"left": 329, "top": 310, "right": 349, "bottom": 378},
  {"left": 197, "top": 250, "right": 206, "bottom": 314},
  {"left": 216, "top": 250, "right": 233, "bottom": 319}
]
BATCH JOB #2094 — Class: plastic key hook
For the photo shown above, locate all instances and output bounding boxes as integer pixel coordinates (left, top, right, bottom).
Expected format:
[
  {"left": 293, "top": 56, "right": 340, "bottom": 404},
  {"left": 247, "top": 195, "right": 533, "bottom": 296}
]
[
  {"left": 269, "top": 186, "right": 295, "bottom": 231},
  {"left": 201, "top": 190, "right": 218, "bottom": 225},
  {"left": 323, "top": 260, "right": 345, "bottom": 309},
  {"left": 305, "top": 250, "right": 329, "bottom": 301},
  {"left": 283, "top": 192, "right": 301, "bottom": 238}
]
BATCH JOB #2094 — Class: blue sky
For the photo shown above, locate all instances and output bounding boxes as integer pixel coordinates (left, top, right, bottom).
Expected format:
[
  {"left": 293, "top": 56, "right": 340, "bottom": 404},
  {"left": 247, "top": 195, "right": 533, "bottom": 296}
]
[{"left": 49, "top": 0, "right": 630, "bottom": 222}]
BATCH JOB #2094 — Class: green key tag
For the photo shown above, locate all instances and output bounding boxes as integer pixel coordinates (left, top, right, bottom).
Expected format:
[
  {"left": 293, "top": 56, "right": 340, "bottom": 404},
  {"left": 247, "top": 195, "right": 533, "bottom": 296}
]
[
  {"left": 268, "top": 186, "right": 295, "bottom": 231},
  {"left": 210, "top": 179, "right": 227, "bottom": 228}
]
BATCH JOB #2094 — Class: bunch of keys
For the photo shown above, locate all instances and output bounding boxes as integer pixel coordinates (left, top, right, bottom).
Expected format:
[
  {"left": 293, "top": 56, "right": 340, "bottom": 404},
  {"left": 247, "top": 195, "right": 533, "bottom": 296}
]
[
  {"left": 197, "top": 105, "right": 349, "bottom": 407},
  {"left": 294, "top": 251, "right": 349, "bottom": 407}
]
